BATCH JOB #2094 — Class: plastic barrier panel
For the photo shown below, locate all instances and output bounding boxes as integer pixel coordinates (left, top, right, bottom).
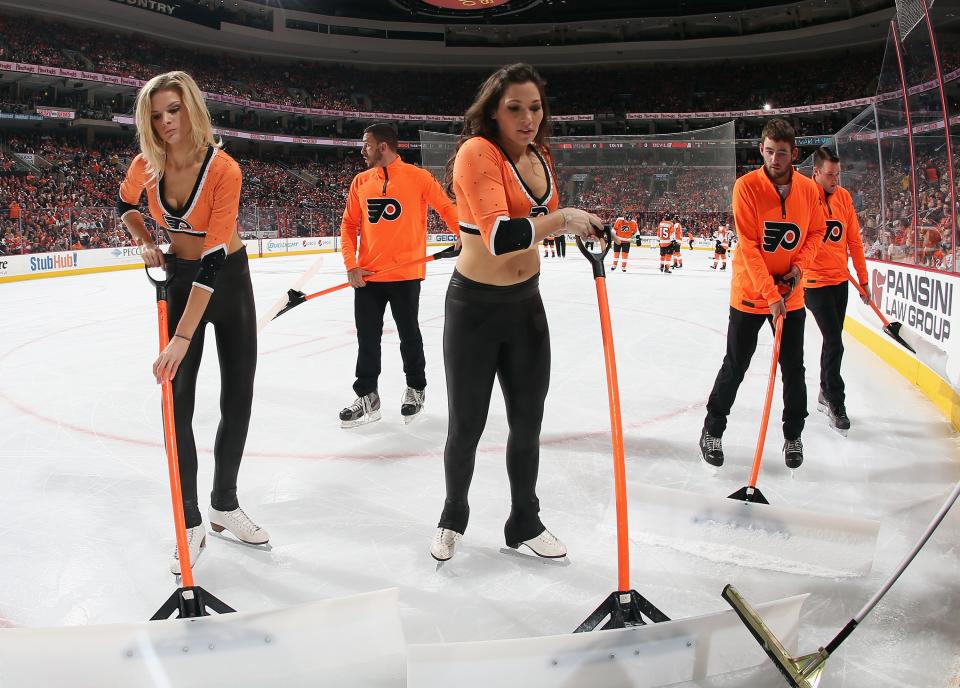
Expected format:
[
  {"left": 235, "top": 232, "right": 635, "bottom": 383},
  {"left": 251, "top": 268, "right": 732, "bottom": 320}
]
[
  {"left": 0, "top": 588, "right": 406, "bottom": 688},
  {"left": 408, "top": 594, "right": 806, "bottom": 688}
]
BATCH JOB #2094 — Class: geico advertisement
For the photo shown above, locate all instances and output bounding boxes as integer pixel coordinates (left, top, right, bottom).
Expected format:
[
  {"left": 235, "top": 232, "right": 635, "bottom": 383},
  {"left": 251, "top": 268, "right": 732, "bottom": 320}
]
[{"left": 428, "top": 234, "right": 458, "bottom": 243}]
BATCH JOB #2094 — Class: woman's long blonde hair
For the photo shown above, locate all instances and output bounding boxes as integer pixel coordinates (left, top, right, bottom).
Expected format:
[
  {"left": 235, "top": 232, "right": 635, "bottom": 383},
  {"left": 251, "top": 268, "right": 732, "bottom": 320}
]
[{"left": 134, "top": 70, "right": 220, "bottom": 180}]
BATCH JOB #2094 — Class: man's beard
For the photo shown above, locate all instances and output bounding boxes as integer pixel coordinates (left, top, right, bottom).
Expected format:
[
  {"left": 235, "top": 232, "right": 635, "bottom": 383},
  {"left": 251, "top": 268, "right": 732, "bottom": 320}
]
[{"left": 765, "top": 162, "right": 790, "bottom": 183}]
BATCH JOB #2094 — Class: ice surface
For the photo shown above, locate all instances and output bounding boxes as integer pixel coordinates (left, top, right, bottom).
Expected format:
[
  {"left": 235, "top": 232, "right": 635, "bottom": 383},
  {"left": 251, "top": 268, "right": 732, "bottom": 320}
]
[{"left": 0, "top": 248, "right": 957, "bottom": 686}]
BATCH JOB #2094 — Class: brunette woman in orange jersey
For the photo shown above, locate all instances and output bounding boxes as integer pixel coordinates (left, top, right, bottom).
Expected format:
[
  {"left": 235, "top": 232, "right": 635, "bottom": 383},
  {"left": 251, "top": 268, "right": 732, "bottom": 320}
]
[
  {"left": 118, "top": 71, "right": 267, "bottom": 575},
  {"left": 431, "top": 64, "right": 603, "bottom": 562}
]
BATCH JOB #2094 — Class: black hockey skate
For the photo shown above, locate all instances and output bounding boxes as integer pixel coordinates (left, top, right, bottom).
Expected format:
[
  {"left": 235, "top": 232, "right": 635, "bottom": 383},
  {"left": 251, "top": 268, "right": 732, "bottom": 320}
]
[
  {"left": 400, "top": 387, "right": 425, "bottom": 424},
  {"left": 340, "top": 391, "right": 382, "bottom": 428},
  {"left": 699, "top": 428, "right": 724, "bottom": 467},
  {"left": 783, "top": 438, "right": 803, "bottom": 469},
  {"left": 818, "top": 391, "right": 850, "bottom": 435}
]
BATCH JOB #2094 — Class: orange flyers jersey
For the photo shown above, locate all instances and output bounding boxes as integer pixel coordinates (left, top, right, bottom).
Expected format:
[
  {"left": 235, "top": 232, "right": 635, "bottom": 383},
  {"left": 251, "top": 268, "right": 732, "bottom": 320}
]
[
  {"left": 730, "top": 167, "right": 826, "bottom": 314},
  {"left": 453, "top": 136, "right": 558, "bottom": 252},
  {"left": 629, "top": 219, "right": 639, "bottom": 236},
  {"left": 715, "top": 225, "right": 729, "bottom": 248},
  {"left": 672, "top": 222, "right": 684, "bottom": 242},
  {"left": 657, "top": 220, "right": 674, "bottom": 247},
  {"left": 341, "top": 156, "right": 459, "bottom": 282},
  {"left": 613, "top": 218, "right": 634, "bottom": 243},
  {"left": 804, "top": 184, "right": 868, "bottom": 288},
  {"left": 119, "top": 147, "right": 241, "bottom": 252}
]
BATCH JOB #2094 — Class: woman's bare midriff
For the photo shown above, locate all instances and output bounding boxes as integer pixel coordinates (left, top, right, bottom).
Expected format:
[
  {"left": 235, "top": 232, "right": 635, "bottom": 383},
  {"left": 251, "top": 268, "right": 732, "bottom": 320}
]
[
  {"left": 168, "top": 233, "right": 244, "bottom": 261},
  {"left": 454, "top": 232, "right": 541, "bottom": 285}
]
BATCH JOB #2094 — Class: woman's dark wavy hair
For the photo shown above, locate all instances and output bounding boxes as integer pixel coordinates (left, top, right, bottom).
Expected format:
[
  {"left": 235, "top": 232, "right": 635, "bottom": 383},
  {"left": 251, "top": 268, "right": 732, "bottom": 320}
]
[{"left": 443, "top": 63, "right": 552, "bottom": 198}]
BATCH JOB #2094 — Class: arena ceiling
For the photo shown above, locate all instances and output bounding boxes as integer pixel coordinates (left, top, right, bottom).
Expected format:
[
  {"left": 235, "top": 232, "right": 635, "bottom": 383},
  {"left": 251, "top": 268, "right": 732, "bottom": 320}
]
[{"left": 260, "top": 0, "right": 894, "bottom": 24}]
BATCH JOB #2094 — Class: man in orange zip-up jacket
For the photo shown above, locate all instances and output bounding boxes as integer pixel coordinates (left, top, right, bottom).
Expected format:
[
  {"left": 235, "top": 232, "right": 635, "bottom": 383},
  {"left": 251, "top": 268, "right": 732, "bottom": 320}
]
[
  {"left": 700, "top": 119, "right": 826, "bottom": 470},
  {"left": 338, "top": 123, "right": 459, "bottom": 428},
  {"left": 804, "top": 146, "right": 870, "bottom": 434}
]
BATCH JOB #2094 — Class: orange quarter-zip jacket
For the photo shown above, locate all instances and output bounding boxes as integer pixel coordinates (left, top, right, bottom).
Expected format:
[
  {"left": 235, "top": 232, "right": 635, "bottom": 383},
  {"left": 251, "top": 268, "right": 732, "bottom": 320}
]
[
  {"left": 730, "top": 166, "right": 826, "bottom": 314},
  {"left": 340, "top": 155, "right": 459, "bottom": 281}
]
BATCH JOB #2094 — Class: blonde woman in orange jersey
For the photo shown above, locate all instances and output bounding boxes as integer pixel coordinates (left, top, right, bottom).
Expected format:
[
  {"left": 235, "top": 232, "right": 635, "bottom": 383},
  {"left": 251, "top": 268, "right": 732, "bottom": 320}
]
[
  {"left": 118, "top": 71, "right": 267, "bottom": 575},
  {"left": 431, "top": 63, "right": 603, "bottom": 562}
]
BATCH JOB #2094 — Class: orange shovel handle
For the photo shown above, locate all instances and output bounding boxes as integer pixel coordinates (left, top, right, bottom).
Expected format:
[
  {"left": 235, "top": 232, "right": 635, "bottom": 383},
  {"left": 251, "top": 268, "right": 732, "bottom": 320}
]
[{"left": 746, "top": 315, "right": 784, "bottom": 490}]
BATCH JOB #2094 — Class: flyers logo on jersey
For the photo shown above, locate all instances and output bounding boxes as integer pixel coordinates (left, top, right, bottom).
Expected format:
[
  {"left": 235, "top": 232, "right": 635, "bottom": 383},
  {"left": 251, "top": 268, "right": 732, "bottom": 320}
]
[
  {"left": 163, "top": 215, "right": 195, "bottom": 233},
  {"left": 762, "top": 222, "right": 801, "bottom": 252},
  {"left": 530, "top": 205, "right": 549, "bottom": 218},
  {"left": 823, "top": 220, "right": 844, "bottom": 243},
  {"left": 367, "top": 198, "right": 402, "bottom": 223}
]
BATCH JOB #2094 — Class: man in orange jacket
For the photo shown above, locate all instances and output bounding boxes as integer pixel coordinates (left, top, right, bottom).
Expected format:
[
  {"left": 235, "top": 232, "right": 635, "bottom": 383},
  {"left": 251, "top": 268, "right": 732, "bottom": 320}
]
[
  {"left": 804, "top": 146, "right": 870, "bottom": 434},
  {"left": 700, "top": 119, "right": 826, "bottom": 469},
  {"left": 339, "top": 123, "right": 459, "bottom": 427}
]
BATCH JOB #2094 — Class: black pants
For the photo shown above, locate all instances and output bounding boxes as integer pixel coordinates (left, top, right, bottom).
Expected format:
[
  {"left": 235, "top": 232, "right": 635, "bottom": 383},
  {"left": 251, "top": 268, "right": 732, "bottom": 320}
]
[
  {"left": 555, "top": 234, "right": 566, "bottom": 258},
  {"left": 353, "top": 279, "right": 425, "bottom": 396},
  {"left": 805, "top": 283, "right": 848, "bottom": 406},
  {"left": 439, "top": 270, "right": 550, "bottom": 545},
  {"left": 704, "top": 307, "right": 808, "bottom": 441},
  {"left": 166, "top": 248, "right": 257, "bottom": 528},
  {"left": 614, "top": 242, "right": 631, "bottom": 255}
]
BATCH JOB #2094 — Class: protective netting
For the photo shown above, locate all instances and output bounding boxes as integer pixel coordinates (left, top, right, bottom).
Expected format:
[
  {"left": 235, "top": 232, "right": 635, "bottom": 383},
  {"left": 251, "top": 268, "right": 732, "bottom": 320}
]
[
  {"left": 896, "top": 0, "right": 932, "bottom": 41},
  {"left": 840, "top": 8, "right": 957, "bottom": 271},
  {"left": 420, "top": 122, "right": 736, "bottom": 238}
]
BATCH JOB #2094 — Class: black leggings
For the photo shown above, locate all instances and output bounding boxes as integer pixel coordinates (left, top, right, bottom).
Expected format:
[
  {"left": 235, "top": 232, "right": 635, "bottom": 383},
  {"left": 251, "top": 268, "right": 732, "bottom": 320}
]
[
  {"left": 555, "top": 234, "right": 566, "bottom": 257},
  {"left": 439, "top": 270, "right": 551, "bottom": 545},
  {"left": 166, "top": 248, "right": 257, "bottom": 528}
]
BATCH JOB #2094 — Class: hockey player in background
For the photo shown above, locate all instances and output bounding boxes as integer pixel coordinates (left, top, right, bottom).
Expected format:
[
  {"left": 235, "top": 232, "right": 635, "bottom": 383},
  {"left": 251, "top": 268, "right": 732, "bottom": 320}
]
[
  {"left": 543, "top": 233, "right": 556, "bottom": 257},
  {"left": 671, "top": 216, "right": 684, "bottom": 269},
  {"left": 712, "top": 223, "right": 730, "bottom": 270},
  {"left": 611, "top": 214, "right": 636, "bottom": 272},
  {"left": 657, "top": 214, "right": 675, "bottom": 273}
]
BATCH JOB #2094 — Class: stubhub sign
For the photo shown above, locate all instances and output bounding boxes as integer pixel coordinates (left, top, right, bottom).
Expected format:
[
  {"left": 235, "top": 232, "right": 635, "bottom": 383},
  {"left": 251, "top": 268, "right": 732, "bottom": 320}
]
[{"left": 30, "top": 252, "right": 79, "bottom": 272}]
